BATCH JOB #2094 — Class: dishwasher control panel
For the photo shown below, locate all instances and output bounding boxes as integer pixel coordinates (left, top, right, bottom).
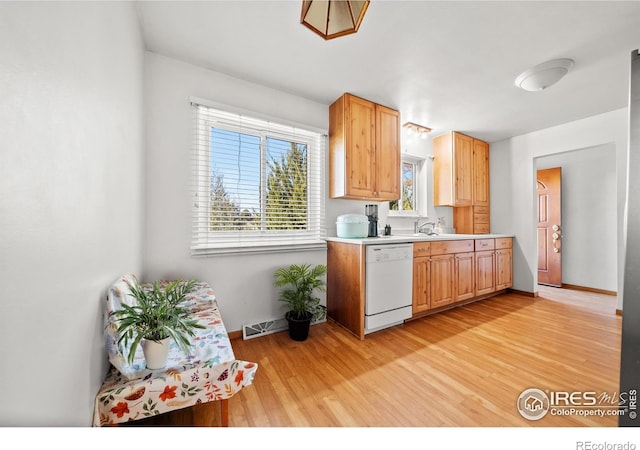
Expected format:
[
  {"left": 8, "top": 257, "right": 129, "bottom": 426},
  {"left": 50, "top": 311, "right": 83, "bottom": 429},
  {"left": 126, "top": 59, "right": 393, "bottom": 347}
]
[{"left": 367, "top": 244, "right": 413, "bottom": 263}]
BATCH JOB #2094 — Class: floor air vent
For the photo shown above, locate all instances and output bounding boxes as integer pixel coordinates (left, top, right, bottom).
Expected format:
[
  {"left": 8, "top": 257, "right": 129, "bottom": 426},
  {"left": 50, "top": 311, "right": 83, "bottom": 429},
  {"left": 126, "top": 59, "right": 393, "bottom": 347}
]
[
  {"left": 242, "top": 318, "right": 288, "bottom": 340},
  {"left": 242, "top": 313, "right": 327, "bottom": 340}
]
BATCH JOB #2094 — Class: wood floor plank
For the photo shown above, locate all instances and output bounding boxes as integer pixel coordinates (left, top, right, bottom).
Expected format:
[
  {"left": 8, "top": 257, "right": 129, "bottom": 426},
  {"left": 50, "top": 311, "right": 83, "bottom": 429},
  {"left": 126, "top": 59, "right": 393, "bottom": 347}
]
[{"left": 224, "top": 287, "right": 622, "bottom": 427}]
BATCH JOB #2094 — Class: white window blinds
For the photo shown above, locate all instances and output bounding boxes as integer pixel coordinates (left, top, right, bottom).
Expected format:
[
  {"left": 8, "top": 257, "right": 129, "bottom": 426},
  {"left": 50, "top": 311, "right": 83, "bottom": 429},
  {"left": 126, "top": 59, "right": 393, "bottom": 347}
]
[{"left": 191, "top": 99, "right": 326, "bottom": 255}]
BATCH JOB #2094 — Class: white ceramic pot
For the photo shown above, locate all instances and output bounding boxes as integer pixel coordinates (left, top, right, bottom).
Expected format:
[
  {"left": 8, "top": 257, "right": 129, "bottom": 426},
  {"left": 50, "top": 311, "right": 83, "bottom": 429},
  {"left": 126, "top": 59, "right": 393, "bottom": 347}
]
[{"left": 142, "top": 338, "right": 171, "bottom": 370}]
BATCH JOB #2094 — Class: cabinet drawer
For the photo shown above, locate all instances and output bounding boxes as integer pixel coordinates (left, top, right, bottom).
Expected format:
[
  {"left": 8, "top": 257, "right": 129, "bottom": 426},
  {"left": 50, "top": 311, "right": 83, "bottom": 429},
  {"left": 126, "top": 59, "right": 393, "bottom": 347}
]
[
  {"left": 431, "top": 240, "right": 474, "bottom": 255},
  {"left": 474, "top": 223, "right": 490, "bottom": 233},
  {"left": 475, "top": 239, "right": 495, "bottom": 251},
  {"left": 474, "top": 206, "right": 490, "bottom": 214},
  {"left": 413, "top": 242, "right": 431, "bottom": 257},
  {"left": 495, "top": 237, "right": 513, "bottom": 249},
  {"left": 474, "top": 213, "right": 489, "bottom": 224}
]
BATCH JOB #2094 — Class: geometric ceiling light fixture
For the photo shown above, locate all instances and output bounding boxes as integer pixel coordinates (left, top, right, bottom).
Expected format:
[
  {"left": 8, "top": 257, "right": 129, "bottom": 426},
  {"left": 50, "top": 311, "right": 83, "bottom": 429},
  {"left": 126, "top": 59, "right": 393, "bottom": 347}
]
[
  {"left": 403, "top": 122, "right": 432, "bottom": 139},
  {"left": 300, "top": 0, "right": 370, "bottom": 40},
  {"left": 515, "top": 58, "right": 575, "bottom": 92}
]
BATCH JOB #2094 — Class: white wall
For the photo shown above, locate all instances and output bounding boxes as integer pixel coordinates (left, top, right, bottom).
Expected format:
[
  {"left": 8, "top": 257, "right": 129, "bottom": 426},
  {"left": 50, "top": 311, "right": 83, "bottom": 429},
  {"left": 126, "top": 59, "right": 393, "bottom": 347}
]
[
  {"left": 535, "top": 144, "right": 617, "bottom": 291},
  {"left": 381, "top": 135, "right": 455, "bottom": 235},
  {"left": 143, "top": 53, "right": 330, "bottom": 333},
  {"left": 491, "top": 108, "right": 627, "bottom": 308},
  {"left": 143, "top": 53, "right": 461, "bottom": 332},
  {"left": 0, "top": 2, "right": 144, "bottom": 425}
]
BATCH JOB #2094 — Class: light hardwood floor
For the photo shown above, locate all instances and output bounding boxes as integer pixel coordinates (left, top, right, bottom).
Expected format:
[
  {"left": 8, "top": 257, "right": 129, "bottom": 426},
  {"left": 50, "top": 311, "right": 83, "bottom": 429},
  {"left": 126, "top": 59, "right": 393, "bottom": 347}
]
[{"left": 228, "top": 287, "right": 622, "bottom": 427}]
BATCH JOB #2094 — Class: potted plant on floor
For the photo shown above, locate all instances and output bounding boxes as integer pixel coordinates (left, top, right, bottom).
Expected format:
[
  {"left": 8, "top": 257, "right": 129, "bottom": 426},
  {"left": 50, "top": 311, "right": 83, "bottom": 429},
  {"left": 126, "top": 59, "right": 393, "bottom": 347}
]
[
  {"left": 111, "top": 279, "right": 205, "bottom": 369},
  {"left": 273, "top": 263, "right": 327, "bottom": 341}
]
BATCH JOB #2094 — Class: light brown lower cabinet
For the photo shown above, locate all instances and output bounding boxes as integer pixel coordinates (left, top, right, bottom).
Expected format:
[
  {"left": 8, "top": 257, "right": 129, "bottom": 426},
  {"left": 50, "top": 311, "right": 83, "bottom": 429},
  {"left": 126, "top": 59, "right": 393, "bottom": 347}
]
[
  {"left": 495, "top": 243, "right": 513, "bottom": 290},
  {"left": 424, "top": 239, "right": 474, "bottom": 310},
  {"left": 327, "top": 237, "right": 514, "bottom": 338},
  {"left": 454, "top": 252, "right": 475, "bottom": 301},
  {"left": 413, "top": 256, "right": 431, "bottom": 314},
  {"left": 429, "top": 251, "right": 474, "bottom": 308},
  {"left": 411, "top": 237, "right": 513, "bottom": 318},
  {"left": 430, "top": 254, "right": 456, "bottom": 309},
  {"left": 475, "top": 250, "right": 496, "bottom": 296}
]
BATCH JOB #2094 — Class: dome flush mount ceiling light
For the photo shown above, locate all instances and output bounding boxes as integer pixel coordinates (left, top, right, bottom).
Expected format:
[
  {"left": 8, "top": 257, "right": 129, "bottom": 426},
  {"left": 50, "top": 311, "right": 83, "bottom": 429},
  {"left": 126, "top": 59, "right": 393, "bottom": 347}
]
[{"left": 515, "top": 59, "right": 575, "bottom": 92}]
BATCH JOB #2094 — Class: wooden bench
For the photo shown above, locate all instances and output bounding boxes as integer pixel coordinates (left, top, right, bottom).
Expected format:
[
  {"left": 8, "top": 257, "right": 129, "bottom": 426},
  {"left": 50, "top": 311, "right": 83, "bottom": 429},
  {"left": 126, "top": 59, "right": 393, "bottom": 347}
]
[{"left": 93, "top": 275, "right": 257, "bottom": 426}]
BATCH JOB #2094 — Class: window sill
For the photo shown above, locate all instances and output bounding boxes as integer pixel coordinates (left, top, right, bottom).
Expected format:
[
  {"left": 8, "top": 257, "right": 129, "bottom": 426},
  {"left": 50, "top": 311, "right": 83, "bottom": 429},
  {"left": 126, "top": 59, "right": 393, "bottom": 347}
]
[
  {"left": 387, "top": 211, "right": 422, "bottom": 218},
  {"left": 191, "top": 241, "right": 327, "bottom": 257}
]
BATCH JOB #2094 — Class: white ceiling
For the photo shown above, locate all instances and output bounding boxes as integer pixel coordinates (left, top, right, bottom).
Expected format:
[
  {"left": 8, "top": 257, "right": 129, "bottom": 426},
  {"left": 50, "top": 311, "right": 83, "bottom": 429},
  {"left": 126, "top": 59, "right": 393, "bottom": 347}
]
[{"left": 135, "top": 0, "right": 640, "bottom": 143}]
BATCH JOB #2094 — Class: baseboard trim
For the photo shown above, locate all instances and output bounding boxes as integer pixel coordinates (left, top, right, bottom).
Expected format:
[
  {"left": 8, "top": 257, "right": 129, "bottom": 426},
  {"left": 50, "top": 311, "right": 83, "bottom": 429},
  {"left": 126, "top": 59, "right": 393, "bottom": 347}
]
[
  {"left": 561, "top": 283, "right": 617, "bottom": 296},
  {"left": 507, "top": 288, "right": 539, "bottom": 298},
  {"left": 228, "top": 330, "right": 243, "bottom": 340}
]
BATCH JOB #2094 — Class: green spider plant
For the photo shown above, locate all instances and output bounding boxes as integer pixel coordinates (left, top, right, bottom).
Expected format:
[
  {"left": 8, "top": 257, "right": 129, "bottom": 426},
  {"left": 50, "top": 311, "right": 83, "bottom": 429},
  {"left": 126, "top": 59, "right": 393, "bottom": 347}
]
[{"left": 111, "top": 279, "right": 205, "bottom": 365}]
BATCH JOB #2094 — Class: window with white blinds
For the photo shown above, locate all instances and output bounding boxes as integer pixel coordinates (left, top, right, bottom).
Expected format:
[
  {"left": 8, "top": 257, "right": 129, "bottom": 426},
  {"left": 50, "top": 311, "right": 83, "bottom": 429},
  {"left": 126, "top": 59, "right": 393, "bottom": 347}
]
[{"left": 191, "top": 99, "right": 326, "bottom": 255}]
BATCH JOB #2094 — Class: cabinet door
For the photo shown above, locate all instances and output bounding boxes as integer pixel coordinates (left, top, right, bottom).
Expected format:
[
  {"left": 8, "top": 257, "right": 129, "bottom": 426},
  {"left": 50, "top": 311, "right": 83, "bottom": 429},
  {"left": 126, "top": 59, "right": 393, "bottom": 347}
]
[
  {"left": 431, "top": 254, "right": 455, "bottom": 308},
  {"left": 345, "top": 94, "right": 376, "bottom": 198},
  {"left": 495, "top": 248, "right": 513, "bottom": 290},
  {"left": 454, "top": 251, "right": 475, "bottom": 301},
  {"left": 475, "top": 250, "right": 496, "bottom": 296},
  {"left": 413, "top": 256, "right": 431, "bottom": 314},
  {"left": 375, "top": 104, "right": 400, "bottom": 200},
  {"left": 473, "top": 139, "right": 490, "bottom": 207},
  {"left": 453, "top": 132, "right": 474, "bottom": 206}
]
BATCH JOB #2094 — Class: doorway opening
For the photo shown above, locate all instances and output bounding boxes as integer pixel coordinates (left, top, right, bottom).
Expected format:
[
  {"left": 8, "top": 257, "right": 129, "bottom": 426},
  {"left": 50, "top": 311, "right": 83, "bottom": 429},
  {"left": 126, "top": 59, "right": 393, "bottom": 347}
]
[{"left": 534, "top": 144, "right": 617, "bottom": 292}]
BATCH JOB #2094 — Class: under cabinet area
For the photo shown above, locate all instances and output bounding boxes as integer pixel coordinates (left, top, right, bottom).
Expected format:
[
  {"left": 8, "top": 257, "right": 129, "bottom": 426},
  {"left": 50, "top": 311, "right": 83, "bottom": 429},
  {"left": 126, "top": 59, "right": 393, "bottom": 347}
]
[
  {"left": 328, "top": 93, "right": 400, "bottom": 200},
  {"left": 327, "top": 235, "right": 514, "bottom": 339},
  {"left": 410, "top": 237, "right": 514, "bottom": 320}
]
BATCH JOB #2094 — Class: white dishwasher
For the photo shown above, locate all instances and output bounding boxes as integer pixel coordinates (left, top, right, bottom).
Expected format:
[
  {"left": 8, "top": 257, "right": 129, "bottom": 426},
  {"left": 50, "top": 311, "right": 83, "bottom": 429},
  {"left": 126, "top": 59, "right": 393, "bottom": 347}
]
[{"left": 365, "top": 243, "right": 413, "bottom": 334}]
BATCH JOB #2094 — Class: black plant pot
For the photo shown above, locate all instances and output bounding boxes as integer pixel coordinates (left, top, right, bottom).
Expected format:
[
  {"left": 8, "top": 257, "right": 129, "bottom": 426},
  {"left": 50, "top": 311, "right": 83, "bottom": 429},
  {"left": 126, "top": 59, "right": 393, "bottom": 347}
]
[{"left": 286, "top": 312, "right": 312, "bottom": 341}]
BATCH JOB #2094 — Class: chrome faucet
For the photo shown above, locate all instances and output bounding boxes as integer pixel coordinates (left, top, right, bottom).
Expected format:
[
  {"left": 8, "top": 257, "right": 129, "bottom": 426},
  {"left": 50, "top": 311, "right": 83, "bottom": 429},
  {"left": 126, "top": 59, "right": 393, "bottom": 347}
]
[{"left": 415, "top": 218, "right": 438, "bottom": 235}]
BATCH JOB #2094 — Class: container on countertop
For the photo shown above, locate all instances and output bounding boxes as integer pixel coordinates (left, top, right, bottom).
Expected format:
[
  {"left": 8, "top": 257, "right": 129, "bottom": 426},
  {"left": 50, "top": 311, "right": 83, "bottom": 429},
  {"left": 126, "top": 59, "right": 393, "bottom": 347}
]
[{"left": 336, "top": 214, "right": 369, "bottom": 238}]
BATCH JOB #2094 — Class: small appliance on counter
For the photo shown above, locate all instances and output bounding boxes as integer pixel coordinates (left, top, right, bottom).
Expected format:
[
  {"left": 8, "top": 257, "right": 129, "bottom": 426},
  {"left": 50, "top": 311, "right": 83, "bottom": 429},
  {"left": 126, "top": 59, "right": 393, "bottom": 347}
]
[
  {"left": 365, "top": 204, "right": 378, "bottom": 237},
  {"left": 336, "top": 214, "right": 369, "bottom": 238}
]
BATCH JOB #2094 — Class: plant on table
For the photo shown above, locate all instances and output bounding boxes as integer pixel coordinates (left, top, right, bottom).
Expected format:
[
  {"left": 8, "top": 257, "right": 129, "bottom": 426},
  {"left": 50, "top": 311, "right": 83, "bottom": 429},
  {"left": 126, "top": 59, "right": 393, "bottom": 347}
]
[{"left": 111, "top": 279, "right": 205, "bottom": 365}]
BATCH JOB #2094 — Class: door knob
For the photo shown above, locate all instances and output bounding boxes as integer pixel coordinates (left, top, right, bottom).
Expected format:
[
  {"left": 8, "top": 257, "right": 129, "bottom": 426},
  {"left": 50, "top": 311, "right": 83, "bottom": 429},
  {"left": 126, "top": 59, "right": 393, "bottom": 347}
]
[{"left": 551, "top": 225, "right": 561, "bottom": 253}]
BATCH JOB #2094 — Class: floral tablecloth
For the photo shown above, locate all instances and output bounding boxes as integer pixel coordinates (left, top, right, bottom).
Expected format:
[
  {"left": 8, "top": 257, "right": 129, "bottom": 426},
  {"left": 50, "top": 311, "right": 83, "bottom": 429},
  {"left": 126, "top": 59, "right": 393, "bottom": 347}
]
[{"left": 93, "top": 277, "right": 257, "bottom": 426}]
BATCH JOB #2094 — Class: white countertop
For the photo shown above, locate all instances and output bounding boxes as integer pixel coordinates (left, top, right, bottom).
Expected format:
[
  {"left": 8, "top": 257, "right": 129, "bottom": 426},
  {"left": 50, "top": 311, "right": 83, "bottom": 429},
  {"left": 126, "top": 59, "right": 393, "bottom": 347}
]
[{"left": 326, "top": 233, "right": 514, "bottom": 245}]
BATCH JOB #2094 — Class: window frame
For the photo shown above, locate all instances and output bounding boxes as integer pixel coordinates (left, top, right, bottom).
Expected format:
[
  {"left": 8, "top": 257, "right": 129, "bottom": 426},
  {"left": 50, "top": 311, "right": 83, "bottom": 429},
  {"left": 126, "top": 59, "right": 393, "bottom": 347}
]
[
  {"left": 388, "top": 156, "right": 423, "bottom": 217},
  {"left": 190, "top": 98, "right": 326, "bottom": 256}
]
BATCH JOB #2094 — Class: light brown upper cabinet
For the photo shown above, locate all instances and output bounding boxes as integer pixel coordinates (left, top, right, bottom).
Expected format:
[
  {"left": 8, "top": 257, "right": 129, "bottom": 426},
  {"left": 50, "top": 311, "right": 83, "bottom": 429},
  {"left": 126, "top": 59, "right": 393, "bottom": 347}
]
[
  {"left": 433, "top": 131, "right": 490, "bottom": 234},
  {"left": 329, "top": 93, "right": 400, "bottom": 200},
  {"left": 433, "top": 132, "right": 474, "bottom": 206},
  {"left": 472, "top": 139, "right": 490, "bottom": 207}
]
